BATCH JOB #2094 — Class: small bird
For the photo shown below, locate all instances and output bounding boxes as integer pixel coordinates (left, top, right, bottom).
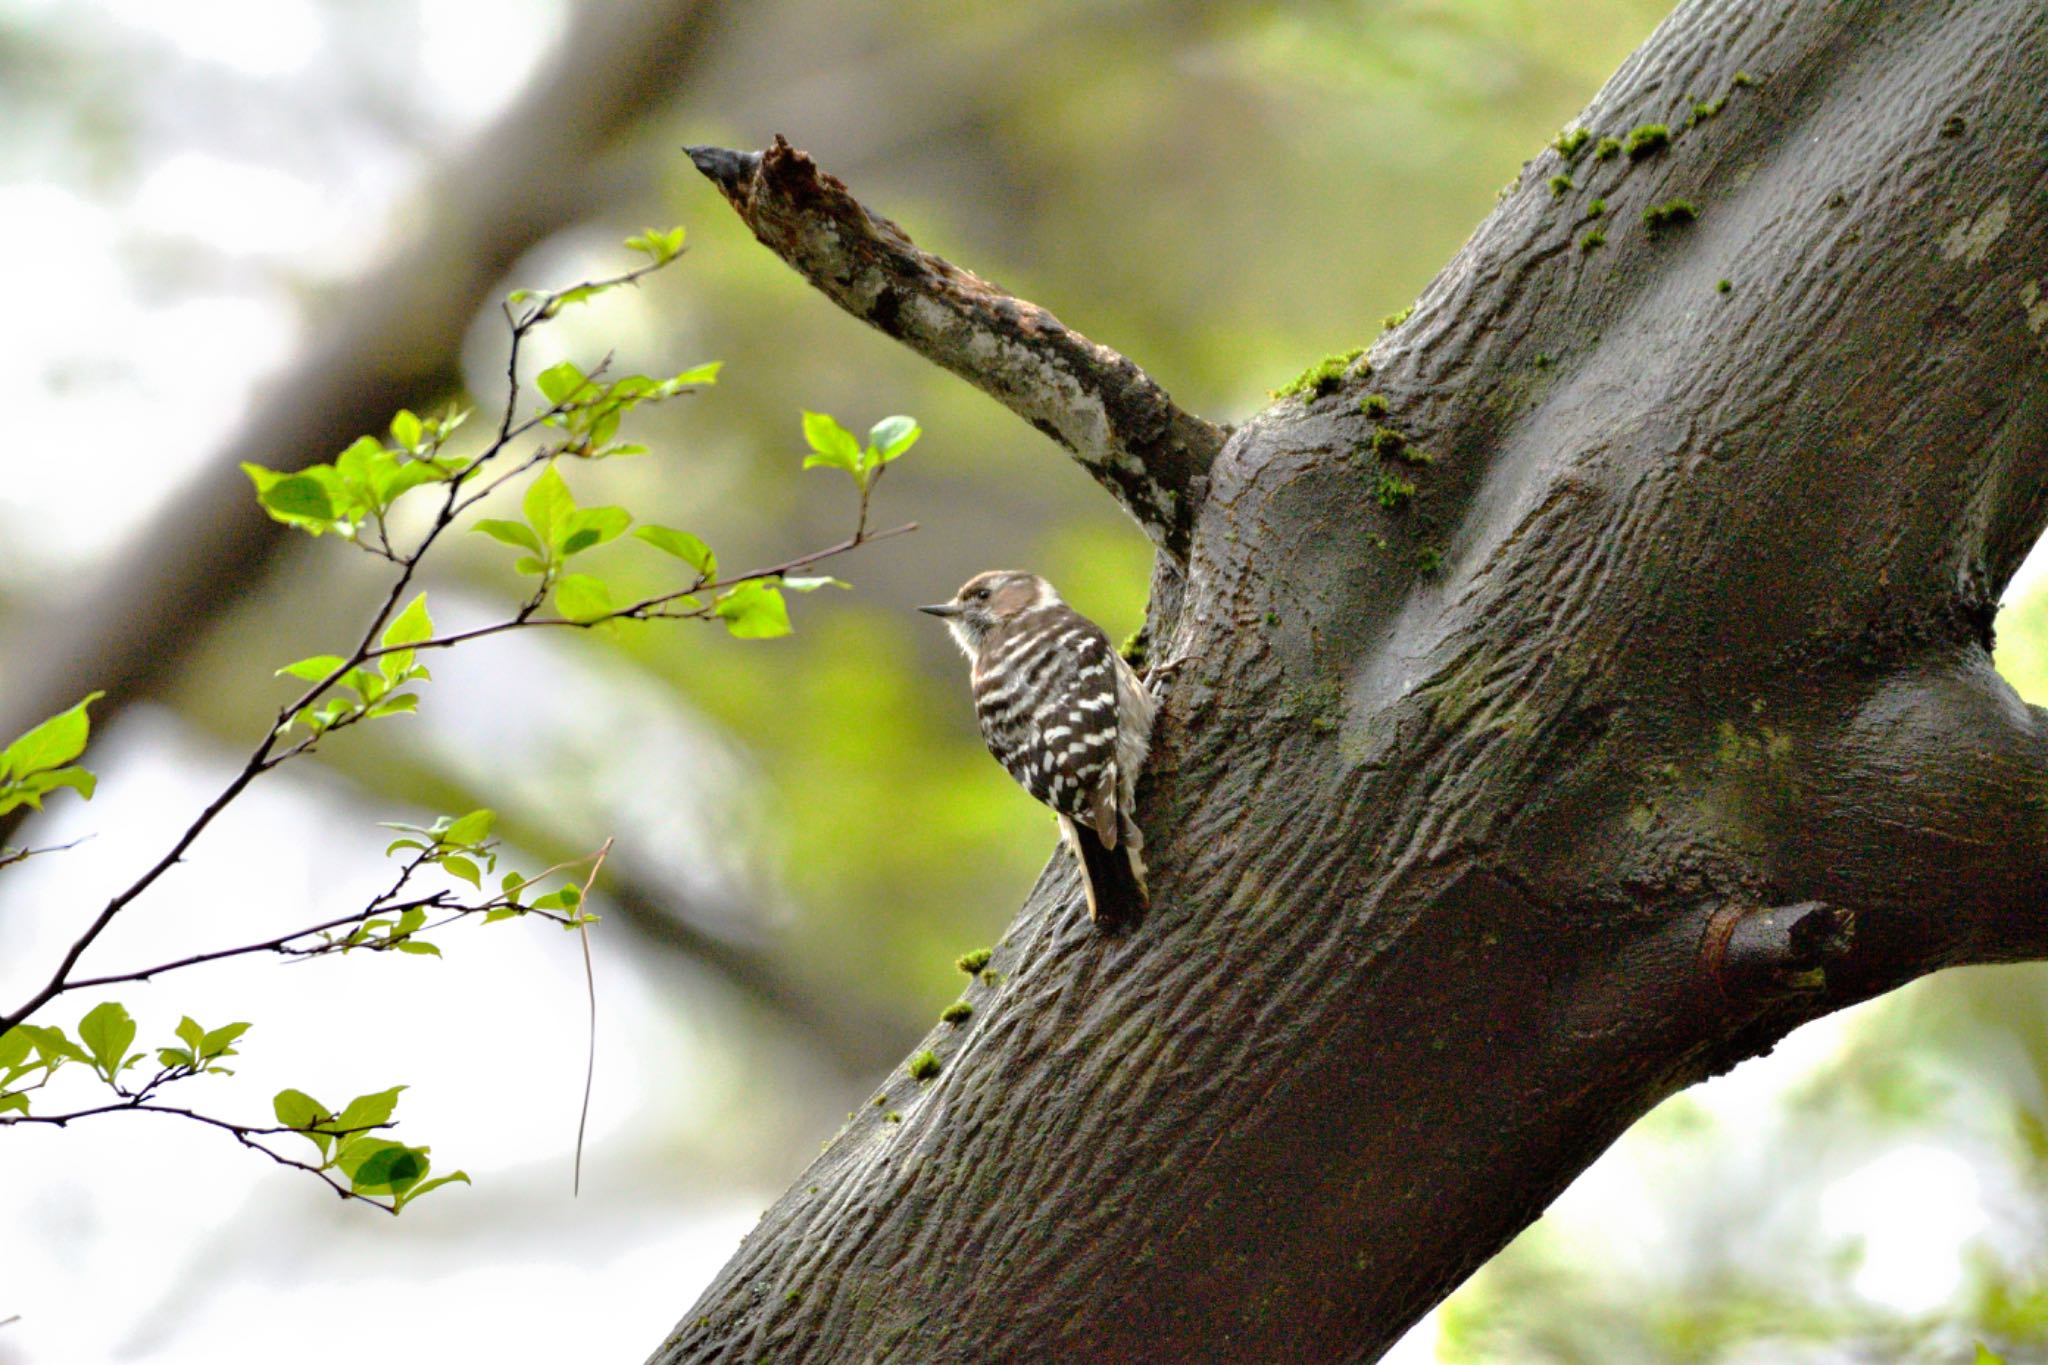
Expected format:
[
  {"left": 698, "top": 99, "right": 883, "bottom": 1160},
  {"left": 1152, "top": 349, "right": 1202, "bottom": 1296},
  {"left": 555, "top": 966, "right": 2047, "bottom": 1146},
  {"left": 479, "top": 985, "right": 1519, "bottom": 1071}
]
[{"left": 920, "top": 570, "right": 1155, "bottom": 929}]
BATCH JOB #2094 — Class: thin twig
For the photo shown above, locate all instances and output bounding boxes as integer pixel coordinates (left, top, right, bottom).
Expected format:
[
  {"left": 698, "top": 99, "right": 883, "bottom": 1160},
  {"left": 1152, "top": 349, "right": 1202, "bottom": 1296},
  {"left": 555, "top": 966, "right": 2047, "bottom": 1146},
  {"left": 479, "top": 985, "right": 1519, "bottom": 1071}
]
[
  {"left": 0, "top": 835, "right": 93, "bottom": 872},
  {"left": 572, "top": 838, "right": 612, "bottom": 1197},
  {"left": 0, "top": 1100, "right": 402, "bottom": 1213}
]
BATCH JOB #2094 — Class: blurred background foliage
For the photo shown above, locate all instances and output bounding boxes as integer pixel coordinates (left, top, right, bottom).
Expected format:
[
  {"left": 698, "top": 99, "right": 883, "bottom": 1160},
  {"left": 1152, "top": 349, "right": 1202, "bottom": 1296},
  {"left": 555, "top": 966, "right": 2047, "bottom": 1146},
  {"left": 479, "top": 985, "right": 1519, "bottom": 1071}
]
[{"left": 3, "top": 1, "right": 2046, "bottom": 1361}]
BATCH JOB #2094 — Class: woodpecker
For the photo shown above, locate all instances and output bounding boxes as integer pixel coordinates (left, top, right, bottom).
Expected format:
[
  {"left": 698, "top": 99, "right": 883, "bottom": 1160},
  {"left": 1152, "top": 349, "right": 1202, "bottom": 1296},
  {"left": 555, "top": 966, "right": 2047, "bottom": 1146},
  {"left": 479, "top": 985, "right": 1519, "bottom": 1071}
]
[{"left": 920, "top": 570, "right": 1155, "bottom": 929}]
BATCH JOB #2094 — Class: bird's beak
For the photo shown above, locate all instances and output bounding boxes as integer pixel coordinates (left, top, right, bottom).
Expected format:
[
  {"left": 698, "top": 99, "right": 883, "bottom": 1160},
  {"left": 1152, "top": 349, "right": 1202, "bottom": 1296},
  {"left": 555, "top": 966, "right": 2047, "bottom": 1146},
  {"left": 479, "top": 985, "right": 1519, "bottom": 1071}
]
[{"left": 917, "top": 602, "right": 962, "bottom": 618}]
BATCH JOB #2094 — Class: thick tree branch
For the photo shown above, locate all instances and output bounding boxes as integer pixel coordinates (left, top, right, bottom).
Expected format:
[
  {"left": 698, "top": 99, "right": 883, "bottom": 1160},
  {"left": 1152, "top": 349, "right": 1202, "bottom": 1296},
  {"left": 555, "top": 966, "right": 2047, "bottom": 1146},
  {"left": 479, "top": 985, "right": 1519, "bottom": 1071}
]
[{"left": 686, "top": 137, "right": 1224, "bottom": 562}]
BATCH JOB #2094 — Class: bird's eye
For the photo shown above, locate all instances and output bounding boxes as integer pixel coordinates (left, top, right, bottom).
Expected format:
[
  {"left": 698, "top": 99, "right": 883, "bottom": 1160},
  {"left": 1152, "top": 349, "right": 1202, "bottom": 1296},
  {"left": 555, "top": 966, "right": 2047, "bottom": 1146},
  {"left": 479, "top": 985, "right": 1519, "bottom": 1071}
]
[{"left": 970, "top": 587, "right": 990, "bottom": 601}]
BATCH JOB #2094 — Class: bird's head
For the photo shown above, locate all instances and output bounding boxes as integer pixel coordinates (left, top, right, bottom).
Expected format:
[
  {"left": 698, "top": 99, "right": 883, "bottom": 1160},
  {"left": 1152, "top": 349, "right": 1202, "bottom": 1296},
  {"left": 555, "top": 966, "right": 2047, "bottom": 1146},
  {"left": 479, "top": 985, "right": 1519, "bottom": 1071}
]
[{"left": 918, "top": 570, "right": 1058, "bottom": 655}]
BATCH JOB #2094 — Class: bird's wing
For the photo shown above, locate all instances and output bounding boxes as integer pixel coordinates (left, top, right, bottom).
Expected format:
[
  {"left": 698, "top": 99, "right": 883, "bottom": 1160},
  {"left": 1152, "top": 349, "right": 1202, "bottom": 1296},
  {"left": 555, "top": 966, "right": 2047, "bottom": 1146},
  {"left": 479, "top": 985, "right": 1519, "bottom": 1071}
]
[{"left": 975, "top": 612, "right": 1122, "bottom": 833}]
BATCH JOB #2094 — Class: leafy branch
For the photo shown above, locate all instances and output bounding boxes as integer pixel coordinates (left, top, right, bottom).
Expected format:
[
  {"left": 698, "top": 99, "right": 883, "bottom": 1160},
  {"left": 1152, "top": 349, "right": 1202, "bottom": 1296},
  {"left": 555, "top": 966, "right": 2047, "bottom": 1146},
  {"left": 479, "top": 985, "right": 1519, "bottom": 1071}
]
[{"left": 0, "top": 226, "right": 923, "bottom": 1211}]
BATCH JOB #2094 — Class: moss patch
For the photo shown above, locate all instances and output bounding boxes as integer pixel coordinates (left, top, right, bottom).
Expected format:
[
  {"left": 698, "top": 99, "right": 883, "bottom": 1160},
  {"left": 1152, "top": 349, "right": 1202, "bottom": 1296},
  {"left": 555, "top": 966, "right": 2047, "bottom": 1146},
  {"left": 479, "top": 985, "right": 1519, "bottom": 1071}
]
[
  {"left": 940, "top": 1000, "right": 973, "bottom": 1025},
  {"left": 955, "top": 947, "right": 992, "bottom": 975},
  {"left": 1547, "top": 173, "right": 1574, "bottom": 197},
  {"left": 1553, "top": 127, "right": 1591, "bottom": 162},
  {"left": 1579, "top": 228, "right": 1607, "bottom": 252},
  {"left": 1642, "top": 198, "right": 1698, "bottom": 233},
  {"left": 1593, "top": 136, "right": 1623, "bottom": 161},
  {"left": 1375, "top": 473, "right": 1417, "bottom": 510},
  {"left": 1271, "top": 347, "right": 1366, "bottom": 401},
  {"left": 1358, "top": 393, "right": 1389, "bottom": 418},
  {"left": 1587, "top": 198, "right": 1607, "bottom": 219},
  {"left": 907, "top": 1049, "right": 941, "bottom": 1082},
  {"left": 1624, "top": 123, "right": 1672, "bottom": 159}
]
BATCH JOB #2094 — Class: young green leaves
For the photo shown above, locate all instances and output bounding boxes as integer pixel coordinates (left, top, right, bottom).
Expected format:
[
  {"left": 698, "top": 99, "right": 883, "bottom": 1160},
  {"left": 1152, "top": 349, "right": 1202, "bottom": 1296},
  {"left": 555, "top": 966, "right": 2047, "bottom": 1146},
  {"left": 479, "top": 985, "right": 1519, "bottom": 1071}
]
[
  {"left": 156, "top": 1016, "right": 250, "bottom": 1075},
  {"left": 383, "top": 807, "right": 498, "bottom": 896},
  {"left": 802, "top": 411, "right": 921, "bottom": 493},
  {"left": 625, "top": 225, "right": 687, "bottom": 266},
  {"left": 532, "top": 360, "right": 721, "bottom": 457},
  {"left": 277, "top": 595, "right": 434, "bottom": 735},
  {"left": 0, "top": 691, "right": 103, "bottom": 818},
  {"left": 272, "top": 1084, "right": 468, "bottom": 1211},
  {"left": 474, "top": 465, "right": 634, "bottom": 623},
  {"left": 243, "top": 409, "right": 468, "bottom": 539}
]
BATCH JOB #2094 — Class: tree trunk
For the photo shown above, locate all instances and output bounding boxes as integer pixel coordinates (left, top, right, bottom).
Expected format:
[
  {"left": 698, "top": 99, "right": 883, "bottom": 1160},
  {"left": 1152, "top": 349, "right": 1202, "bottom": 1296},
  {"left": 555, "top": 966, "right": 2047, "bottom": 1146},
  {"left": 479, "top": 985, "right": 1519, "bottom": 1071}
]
[{"left": 655, "top": 0, "right": 2048, "bottom": 1359}]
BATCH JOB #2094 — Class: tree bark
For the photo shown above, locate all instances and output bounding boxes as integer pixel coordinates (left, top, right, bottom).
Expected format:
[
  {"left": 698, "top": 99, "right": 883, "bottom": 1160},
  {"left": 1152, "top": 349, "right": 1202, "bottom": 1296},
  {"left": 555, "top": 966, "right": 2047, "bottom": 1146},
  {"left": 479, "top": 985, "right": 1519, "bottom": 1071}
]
[{"left": 655, "top": 0, "right": 2048, "bottom": 1359}]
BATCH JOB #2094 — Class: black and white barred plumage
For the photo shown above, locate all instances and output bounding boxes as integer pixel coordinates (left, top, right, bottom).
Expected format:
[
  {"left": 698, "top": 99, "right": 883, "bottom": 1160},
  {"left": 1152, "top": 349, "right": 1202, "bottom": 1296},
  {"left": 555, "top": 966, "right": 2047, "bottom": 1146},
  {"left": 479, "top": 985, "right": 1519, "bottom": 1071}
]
[{"left": 920, "top": 570, "right": 1154, "bottom": 928}]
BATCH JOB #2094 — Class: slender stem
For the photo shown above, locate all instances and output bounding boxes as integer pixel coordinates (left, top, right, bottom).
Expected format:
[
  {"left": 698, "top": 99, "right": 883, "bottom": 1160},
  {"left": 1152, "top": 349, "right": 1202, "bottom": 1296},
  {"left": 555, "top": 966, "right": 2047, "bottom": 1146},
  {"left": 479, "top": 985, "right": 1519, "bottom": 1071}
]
[
  {"left": 571, "top": 839, "right": 611, "bottom": 1197},
  {"left": 355, "top": 521, "right": 918, "bottom": 663},
  {"left": 0, "top": 1100, "right": 402, "bottom": 1213}
]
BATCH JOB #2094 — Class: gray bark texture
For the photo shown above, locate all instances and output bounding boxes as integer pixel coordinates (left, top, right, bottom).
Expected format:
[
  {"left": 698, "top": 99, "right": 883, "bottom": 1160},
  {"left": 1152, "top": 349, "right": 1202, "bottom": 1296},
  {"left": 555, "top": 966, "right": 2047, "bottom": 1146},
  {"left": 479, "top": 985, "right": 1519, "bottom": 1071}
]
[{"left": 656, "top": 0, "right": 2048, "bottom": 1359}]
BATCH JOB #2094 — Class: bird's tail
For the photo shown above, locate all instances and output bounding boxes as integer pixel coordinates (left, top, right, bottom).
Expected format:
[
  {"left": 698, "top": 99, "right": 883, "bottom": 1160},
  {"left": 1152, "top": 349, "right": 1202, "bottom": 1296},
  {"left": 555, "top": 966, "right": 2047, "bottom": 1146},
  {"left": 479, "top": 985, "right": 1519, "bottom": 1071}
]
[{"left": 1064, "top": 815, "right": 1149, "bottom": 931}]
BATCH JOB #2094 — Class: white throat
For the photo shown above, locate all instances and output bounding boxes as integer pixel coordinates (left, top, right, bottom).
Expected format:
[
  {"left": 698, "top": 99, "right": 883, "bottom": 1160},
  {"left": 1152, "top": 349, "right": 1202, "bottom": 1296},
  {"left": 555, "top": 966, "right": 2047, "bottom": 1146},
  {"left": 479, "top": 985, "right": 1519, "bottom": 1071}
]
[{"left": 945, "top": 619, "right": 977, "bottom": 659}]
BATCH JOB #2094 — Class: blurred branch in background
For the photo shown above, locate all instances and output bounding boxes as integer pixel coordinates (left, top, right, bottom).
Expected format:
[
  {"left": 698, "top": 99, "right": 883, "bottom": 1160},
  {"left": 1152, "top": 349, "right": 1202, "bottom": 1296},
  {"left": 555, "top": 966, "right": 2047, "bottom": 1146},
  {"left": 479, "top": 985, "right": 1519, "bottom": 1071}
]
[{"left": 0, "top": 0, "right": 727, "bottom": 836}]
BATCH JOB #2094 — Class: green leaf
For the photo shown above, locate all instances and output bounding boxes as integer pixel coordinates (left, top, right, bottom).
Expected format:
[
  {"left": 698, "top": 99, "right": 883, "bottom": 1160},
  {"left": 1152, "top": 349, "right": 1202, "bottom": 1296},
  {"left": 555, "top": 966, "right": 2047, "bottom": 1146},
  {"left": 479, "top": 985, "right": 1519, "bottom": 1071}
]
[
  {"left": 366, "top": 694, "right": 419, "bottom": 720},
  {"left": 441, "top": 855, "right": 481, "bottom": 888},
  {"left": 558, "top": 506, "right": 631, "bottom": 557},
  {"left": 624, "top": 225, "right": 686, "bottom": 263},
  {"left": 157, "top": 1047, "right": 194, "bottom": 1070},
  {"left": 242, "top": 464, "right": 337, "bottom": 532},
  {"left": 713, "top": 581, "right": 792, "bottom": 639},
  {"left": 331, "top": 1086, "right": 405, "bottom": 1136},
  {"left": 443, "top": 809, "right": 495, "bottom": 847},
  {"left": 548, "top": 282, "right": 612, "bottom": 313},
  {"left": 536, "top": 361, "right": 594, "bottom": 408},
  {"left": 801, "top": 411, "right": 861, "bottom": 473},
  {"left": 15, "top": 1024, "right": 88, "bottom": 1066},
  {"left": 473, "top": 518, "right": 543, "bottom": 554},
  {"left": 867, "top": 415, "right": 921, "bottom": 465},
  {"left": 1, "top": 692, "right": 104, "bottom": 781},
  {"left": 276, "top": 655, "right": 347, "bottom": 684},
  {"left": 375, "top": 460, "right": 449, "bottom": 506},
  {"left": 523, "top": 465, "right": 574, "bottom": 549},
  {"left": 397, "top": 1170, "right": 471, "bottom": 1208},
  {"left": 0, "top": 1092, "right": 27, "bottom": 1116},
  {"left": 1977, "top": 1346, "right": 2007, "bottom": 1365},
  {"left": 381, "top": 595, "right": 433, "bottom": 650},
  {"left": 340, "top": 666, "right": 388, "bottom": 703},
  {"left": 175, "top": 1017, "right": 205, "bottom": 1052},
  {"left": 394, "top": 940, "right": 441, "bottom": 957},
  {"left": 554, "top": 573, "right": 613, "bottom": 624},
  {"left": 198, "top": 1022, "right": 250, "bottom": 1058},
  {"left": 0, "top": 1029, "right": 30, "bottom": 1071},
  {"left": 390, "top": 410, "right": 423, "bottom": 449},
  {"left": 273, "top": 1088, "right": 334, "bottom": 1155},
  {"left": 666, "top": 361, "right": 721, "bottom": 387},
  {"left": 333, "top": 437, "right": 386, "bottom": 507},
  {"left": 513, "top": 555, "right": 547, "bottom": 576},
  {"left": 347, "top": 1142, "right": 430, "bottom": 1195},
  {"left": 77, "top": 1002, "right": 137, "bottom": 1079},
  {"left": 781, "top": 576, "right": 848, "bottom": 592},
  {"left": 379, "top": 594, "right": 434, "bottom": 681},
  {"left": 0, "top": 766, "right": 97, "bottom": 817},
  {"left": 634, "top": 525, "right": 715, "bottom": 580}
]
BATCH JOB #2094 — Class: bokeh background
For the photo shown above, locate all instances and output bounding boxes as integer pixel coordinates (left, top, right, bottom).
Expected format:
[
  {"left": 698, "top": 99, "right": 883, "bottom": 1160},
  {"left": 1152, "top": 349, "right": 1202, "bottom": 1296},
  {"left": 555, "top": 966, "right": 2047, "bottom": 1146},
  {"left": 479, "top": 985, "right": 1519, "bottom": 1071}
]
[{"left": 4, "top": 1, "right": 2047, "bottom": 1361}]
